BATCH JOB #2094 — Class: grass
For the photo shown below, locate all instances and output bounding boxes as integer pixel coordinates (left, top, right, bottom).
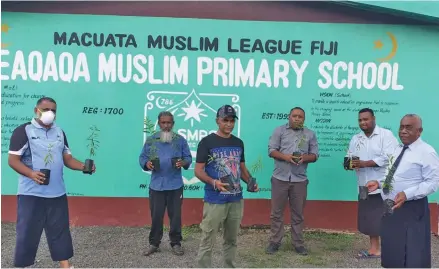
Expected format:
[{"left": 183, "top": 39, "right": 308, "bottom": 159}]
[
  {"left": 162, "top": 225, "right": 201, "bottom": 241},
  {"left": 155, "top": 225, "right": 360, "bottom": 267},
  {"left": 236, "top": 228, "right": 358, "bottom": 268}
]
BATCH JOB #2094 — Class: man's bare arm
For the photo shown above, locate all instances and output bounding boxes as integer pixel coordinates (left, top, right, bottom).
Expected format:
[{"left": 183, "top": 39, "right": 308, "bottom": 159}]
[
  {"left": 194, "top": 162, "right": 216, "bottom": 186},
  {"left": 63, "top": 153, "right": 84, "bottom": 171},
  {"left": 8, "top": 154, "right": 33, "bottom": 177},
  {"left": 269, "top": 150, "right": 290, "bottom": 162},
  {"left": 240, "top": 162, "right": 251, "bottom": 183}
]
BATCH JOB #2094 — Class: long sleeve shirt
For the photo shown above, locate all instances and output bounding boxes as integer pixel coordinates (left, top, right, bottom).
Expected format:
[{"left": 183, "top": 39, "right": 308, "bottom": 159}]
[
  {"left": 139, "top": 133, "right": 192, "bottom": 191},
  {"left": 347, "top": 125, "right": 399, "bottom": 195},
  {"left": 268, "top": 123, "right": 319, "bottom": 182},
  {"left": 379, "top": 138, "right": 439, "bottom": 201}
]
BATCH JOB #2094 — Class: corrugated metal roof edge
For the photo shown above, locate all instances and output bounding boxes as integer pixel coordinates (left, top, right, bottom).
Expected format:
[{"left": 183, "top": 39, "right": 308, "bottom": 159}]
[{"left": 331, "top": 1, "right": 439, "bottom": 25}]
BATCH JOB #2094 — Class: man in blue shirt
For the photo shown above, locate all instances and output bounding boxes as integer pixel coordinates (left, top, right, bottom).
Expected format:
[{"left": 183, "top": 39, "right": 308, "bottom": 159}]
[
  {"left": 194, "top": 105, "right": 259, "bottom": 268},
  {"left": 8, "top": 97, "right": 96, "bottom": 268},
  {"left": 139, "top": 111, "right": 192, "bottom": 256}
]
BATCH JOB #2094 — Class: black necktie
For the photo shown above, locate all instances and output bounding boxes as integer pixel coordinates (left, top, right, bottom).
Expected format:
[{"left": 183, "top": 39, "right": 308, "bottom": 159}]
[{"left": 382, "top": 145, "right": 409, "bottom": 194}]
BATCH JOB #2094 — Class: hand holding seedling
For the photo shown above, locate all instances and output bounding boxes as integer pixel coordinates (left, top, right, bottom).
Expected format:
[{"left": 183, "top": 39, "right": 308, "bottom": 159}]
[
  {"left": 85, "top": 163, "right": 96, "bottom": 173},
  {"left": 292, "top": 154, "right": 303, "bottom": 165},
  {"left": 175, "top": 159, "right": 184, "bottom": 169},
  {"left": 392, "top": 192, "right": 407, "bottom": 210},
  {"left": 282, "top": 153, "right": 294, "bottom": 163},
  {"left": 351, "top": 159, "right": 361, "bottom": 169},
  {"left": 287, "top": 153, "right": 303, "bottom": 165},
  {"left": 366, "top": 180, "right": 379, "bottom": 193},
  {"left": 29, "top": 171, "right": 46, "bottom": 185},
  {"left": 214, "top": 180, "right": 229, "bottom": 192},
  {"left": 250, "top": 182, "right": 260, "bottom": 192},
  {"left": 146, "top": 161, "right": 154, "bottom": 170}
]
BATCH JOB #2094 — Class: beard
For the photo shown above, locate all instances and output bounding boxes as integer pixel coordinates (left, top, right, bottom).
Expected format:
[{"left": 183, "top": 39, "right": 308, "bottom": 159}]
[{"left": 159, "top": 130, "right": 174, "bottom": 143}]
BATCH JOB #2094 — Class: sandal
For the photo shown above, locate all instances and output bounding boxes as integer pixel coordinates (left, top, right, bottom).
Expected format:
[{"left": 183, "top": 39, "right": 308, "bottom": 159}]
[{"left": 357, "top": 250, "right": 380, "bottom": 259}]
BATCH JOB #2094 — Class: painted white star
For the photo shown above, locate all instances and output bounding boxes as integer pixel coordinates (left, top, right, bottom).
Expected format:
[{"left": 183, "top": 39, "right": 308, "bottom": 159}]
[{"left": 181, "top": 100, "right": 205, "bottom": 123}]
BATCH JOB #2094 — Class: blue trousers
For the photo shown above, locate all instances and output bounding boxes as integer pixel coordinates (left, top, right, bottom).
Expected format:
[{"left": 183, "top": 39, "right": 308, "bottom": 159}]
[
  {"left": 380, "top": 197, "right": 431, "bottom": 268},
  {"left": 14, "top": 194, "right": 74, "bottom": 267}
]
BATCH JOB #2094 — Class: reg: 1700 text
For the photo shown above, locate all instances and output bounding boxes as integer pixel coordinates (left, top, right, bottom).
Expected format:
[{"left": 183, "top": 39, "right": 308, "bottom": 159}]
[{"left": 82, "top": 107, "right": 124, "bottom": 115}]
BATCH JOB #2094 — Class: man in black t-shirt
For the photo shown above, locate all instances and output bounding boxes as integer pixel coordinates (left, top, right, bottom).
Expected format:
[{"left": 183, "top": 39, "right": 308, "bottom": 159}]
[{"left": 195, "top": 105, "right": 259, "bottom": 268}]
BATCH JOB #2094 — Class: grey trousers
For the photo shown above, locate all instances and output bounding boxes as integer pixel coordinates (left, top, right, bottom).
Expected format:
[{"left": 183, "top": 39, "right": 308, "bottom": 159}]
[{"left": 269, "top": 177, "right": 308, "bottom": 248}]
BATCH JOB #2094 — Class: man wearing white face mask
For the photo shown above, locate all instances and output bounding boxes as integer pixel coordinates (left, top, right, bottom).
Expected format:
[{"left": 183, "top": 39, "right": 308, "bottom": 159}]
[{"left": 8, "top": 97, "right": 96, "bottom": 268}]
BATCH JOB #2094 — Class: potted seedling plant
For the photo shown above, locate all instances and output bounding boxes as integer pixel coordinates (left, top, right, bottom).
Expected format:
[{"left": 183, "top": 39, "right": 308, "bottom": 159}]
[
  {"left": 208, "top": 154, "right": 234, "bottom": 193},
  {"left": 350, "top": 138, "right": 365, "bottom": 169},
  {"left": 247, "top": 156, "right": 262, "bottom": 192},
  {"left": 343, "top": 135, "right": 363, "bottom": 170},
  {"left": 292, "top": 129, "right": 307, "bottom": 164},
  {"left": 83, "top": 125, "right": 100, "bottom": 175},
  {"left": 41, "top": 143, "right": 54, "bottom": 185},
  {"left": 144, "top": 117, "right": 161, "bottom": 171},
  {"left": 341, "top": 134, "right": 352, "bottom": 170},
  {"left": 382, "top": 154, "right": 397, "bottom": 215},
  {"left": 340, "top": 134, "right": 368, "bottom": 199},
  {"left": 170, "top": 133, "right": 182, "bottom": 169}
]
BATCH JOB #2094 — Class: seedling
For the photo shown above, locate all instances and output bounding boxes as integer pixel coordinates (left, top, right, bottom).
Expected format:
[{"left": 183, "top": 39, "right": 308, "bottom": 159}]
[
  {"left": 40, "top": 143, "right": 54, "bottom": 185},
  {"left": 382, "top": 154, "right": 396, "bottom": 194},
  {"left": 292, "top": 131, "right": 307, "bottom": 164},
  {"left": 339, "top": 134, "right": 360, "bottom": 170},
  {"left": 170, "top": 132, "right": 183, "bottom": 169},
  {"left": 382, "top": 154, "right": 396, "bottom": 215},
  {"left": 339, "top": 134, "right": 352, "bottom": 170},
  {"left": 247, "top": 155, "right": 262, "bottom": 192},
  {"left": 144, "top": 117, "right": 161, "bottom": 171},
  {"left": 207, "top": 154, "right": 235, "bottom": 192},
  {"left": 83, "top": 125, "right": 99, "bottom": 175},
  {"left": 144, "top": 117, "right": 156, "bottom": 135}
]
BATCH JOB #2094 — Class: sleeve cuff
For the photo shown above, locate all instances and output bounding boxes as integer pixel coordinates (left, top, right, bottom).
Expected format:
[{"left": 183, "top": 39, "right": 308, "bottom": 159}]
[
  {"left": 183, "top": 159, "right": 192, "bottom": 169},
  {"left": 403, "top": 189, "right": 415, "bottom": 201},
  {"left": 372, "top": 157, "right": 384, "bottom": 167}
]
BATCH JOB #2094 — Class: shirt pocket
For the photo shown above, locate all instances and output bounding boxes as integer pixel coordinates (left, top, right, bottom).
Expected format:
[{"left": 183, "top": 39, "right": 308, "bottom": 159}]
[{"left": 397, "top": 161, "right": 422, "bottom": 179}]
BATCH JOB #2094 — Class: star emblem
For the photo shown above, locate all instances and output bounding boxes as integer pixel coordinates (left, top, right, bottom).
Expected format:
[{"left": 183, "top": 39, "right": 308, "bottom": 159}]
[
  {"left": 374, "top": 40, "right": 383, "bottom": 49},
  {"left": 179, "top": 100, "right": 207, "bottom": 127}
]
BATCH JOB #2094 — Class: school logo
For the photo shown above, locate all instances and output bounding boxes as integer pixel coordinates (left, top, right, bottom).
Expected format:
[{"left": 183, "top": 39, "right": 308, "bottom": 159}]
[{"left": 143, "top": 88, "right": 241, "bottom": 185}]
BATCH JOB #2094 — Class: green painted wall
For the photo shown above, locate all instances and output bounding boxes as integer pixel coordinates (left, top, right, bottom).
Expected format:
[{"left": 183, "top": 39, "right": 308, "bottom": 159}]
[{"left": 1, "top": 12, "right": 438, "bottom": 202}]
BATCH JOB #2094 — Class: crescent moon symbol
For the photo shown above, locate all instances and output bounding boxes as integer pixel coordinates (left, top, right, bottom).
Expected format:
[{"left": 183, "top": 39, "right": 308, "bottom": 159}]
[
  {"left": 155, "top": 97, "right": 165, "bottom": 109},
  {"left": 377, "top": 32, "right": 398, "bottom": 62}
]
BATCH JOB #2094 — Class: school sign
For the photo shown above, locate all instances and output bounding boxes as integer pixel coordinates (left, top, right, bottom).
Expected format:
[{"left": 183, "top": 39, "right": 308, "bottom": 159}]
[{"left": 1, "top": 12, "right": 439, "bottom": 202}]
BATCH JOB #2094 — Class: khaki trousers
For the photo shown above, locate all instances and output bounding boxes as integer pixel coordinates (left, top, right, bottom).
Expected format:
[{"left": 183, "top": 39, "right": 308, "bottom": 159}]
[{"left": 196, "top": 200, "right": 243, "bottom": 268}]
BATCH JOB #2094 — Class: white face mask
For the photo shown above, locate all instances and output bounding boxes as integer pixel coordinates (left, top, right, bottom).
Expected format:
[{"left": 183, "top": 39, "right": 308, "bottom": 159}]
[{"left": 38, "top": 109, "right": 55, "bottom": 125}]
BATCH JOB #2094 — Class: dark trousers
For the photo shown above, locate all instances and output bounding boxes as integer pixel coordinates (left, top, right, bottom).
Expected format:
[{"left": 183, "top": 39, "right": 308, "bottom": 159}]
[
  {"left": 149, "top": 187, "right": 183, "bottom": 247},
  {"left": 14, "top": 194, "right": 73, "bottom": 268},
  {"left": 381, "top": 197, "right": 431, "bottom": 268},
  {"left": 269, "top": 177, "right": 308, "bottom": 248}
]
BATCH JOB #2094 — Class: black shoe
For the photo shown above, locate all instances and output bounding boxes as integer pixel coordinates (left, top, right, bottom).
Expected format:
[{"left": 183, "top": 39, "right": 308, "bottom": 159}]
[
  {"left": 295, "top": 246, "right": 308, "bottom": 256},
  {"left": 265, "top": 243, "right": 280, "bottom": 254},
  {"left": 171, "top": 245, "right": 184, "bottom": 256},
  {"left": 143, "top": 245, "right": 160, "bottom": 256}
]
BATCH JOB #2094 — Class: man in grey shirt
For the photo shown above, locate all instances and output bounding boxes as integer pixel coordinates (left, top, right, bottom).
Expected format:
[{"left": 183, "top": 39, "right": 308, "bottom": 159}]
[{"left": 266, "top": 107, "right": 319, "bottom": 255}]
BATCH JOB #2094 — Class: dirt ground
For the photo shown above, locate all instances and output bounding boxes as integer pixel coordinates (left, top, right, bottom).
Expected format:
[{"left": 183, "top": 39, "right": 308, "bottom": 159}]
[{"left": 1, "top": 222, "right": 438, "bottom": 268}]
